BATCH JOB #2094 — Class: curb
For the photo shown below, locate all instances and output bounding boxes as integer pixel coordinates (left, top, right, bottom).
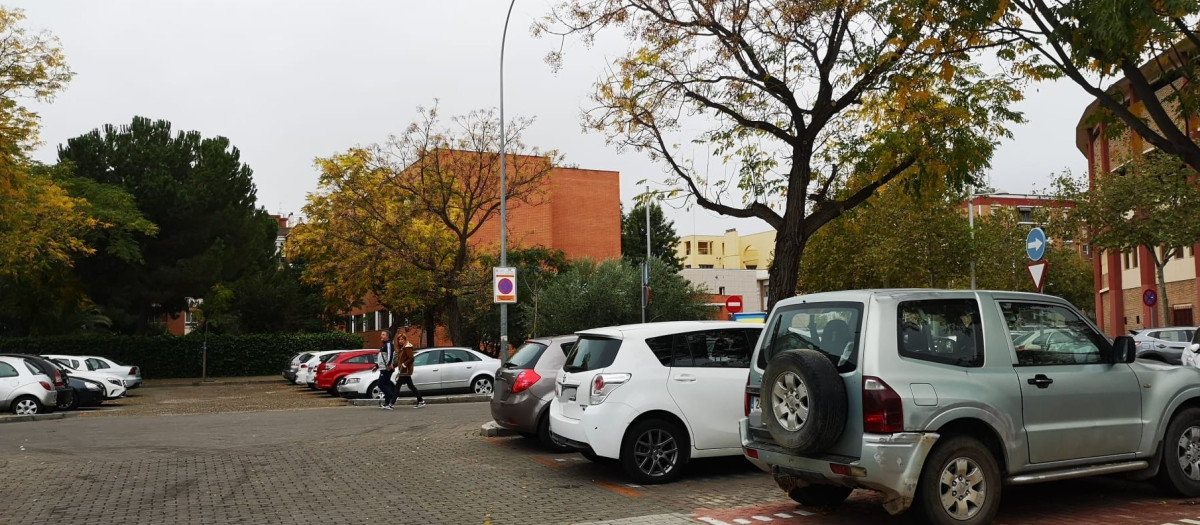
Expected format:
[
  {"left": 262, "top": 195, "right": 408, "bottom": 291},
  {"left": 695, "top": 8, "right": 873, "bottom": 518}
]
[
  {"left": 345, "top": 393, "right": 490, "bottom": 407},
  {"left": 0, "top": 411, "right": 81, "bottom": 424},
  {"left": 143, "top": 377, "right": 285, "bottom": 389},
  {"left": 480, "top": 420, "right": 518, "bottom": 437}
]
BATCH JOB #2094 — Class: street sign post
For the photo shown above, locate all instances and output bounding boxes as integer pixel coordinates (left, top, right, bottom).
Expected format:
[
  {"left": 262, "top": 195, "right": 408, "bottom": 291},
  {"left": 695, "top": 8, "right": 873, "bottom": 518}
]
[
  {"left": 493, "top": 267, "right": 516, "bottom": 304},
  {"left": 1026, "top": 227, "right": 1047, "bottom": 261},
  {"left": 725, "top": 295, "right": 744, "bottom": 314},
  {"left": 1143, "top": 289, "right": 1158, "bottom": 307},
  {"left": 1027, "top": 261, "right": 1049, "bottom": 293}
]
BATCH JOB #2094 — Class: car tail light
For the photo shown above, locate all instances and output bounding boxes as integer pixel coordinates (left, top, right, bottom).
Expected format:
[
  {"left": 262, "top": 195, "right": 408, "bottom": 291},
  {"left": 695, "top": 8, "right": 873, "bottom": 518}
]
[
  {"left": 300, "top": 363, "right": 308, "bottom": 369},
  {"left": 590, "top": 373, "right": 631, "bottom": 405},
  {"left": 745, "top": 448, "right": 759, "bottom": 459},
  {"left": 325, "top": 364, "right": 337, "bottom": 372},
  {"left": 39, "top": 381, "right": 51, "bottom": 391},
  {"left": 130, "top": 366, "right": 139, "bottom": 376},
  {"left": 53, "top": 371, "right": 63, "bottom": 387},
  {"left": 511, "top": 369, "right": 540, "bottom": 394},
  {"left": 862, "top": 376, "right": 903, "bottom": 433}
]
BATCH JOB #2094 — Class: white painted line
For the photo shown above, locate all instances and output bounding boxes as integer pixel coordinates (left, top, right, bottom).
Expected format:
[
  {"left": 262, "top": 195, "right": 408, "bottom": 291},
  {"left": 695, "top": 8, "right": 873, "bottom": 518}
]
[
  {"left": 793, "top": 510, "right": 814, "bottom": 517},
  {"left": 626, "top": 484, "right": 642, "bottom": 488},
  {"left": 774, "top": 513, "right": 792, "bottom": 518},
  {"left": 752, "top": 517, "right": 773, "bottom": 522},
  {"left": 1178, "top": 519, "right": 1200, "bottom": 525},
  {"left": 697, "top": 518, "right": 732, "bottom": 525},
  {"left": 734, "top": 520, "right": 752, "bottom": 524}
]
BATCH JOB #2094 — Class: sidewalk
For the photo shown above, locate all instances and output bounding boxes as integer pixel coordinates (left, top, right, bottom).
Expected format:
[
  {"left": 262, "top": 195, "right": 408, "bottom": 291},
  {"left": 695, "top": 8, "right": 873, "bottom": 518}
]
[{"left": 142, "top": 375, "right": 284, "bottom": 388}]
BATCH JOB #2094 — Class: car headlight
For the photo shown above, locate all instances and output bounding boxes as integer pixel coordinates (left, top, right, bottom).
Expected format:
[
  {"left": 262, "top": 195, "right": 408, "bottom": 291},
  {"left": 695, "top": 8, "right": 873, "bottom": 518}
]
[
  {"left": 84, "top": 382, "right": 102, "bottom": 391},
  {"left": 345, "top": 378, "right": 359, "bottom": 384},
  {"left": 107, "top": 378, "right": 122, "bottom": 386}
]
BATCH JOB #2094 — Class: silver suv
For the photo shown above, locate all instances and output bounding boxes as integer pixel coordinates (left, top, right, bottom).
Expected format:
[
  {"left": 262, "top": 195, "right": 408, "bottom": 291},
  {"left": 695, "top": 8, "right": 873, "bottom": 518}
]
[{"left": 741, "top": 289, "right": 1200, "bottom": 525}]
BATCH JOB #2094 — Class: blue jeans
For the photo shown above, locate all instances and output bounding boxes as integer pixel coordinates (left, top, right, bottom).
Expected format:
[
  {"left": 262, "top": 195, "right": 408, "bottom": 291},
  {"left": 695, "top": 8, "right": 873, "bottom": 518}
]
[{"left": 378, "top": 369, "right": 396, "bottom": 405}]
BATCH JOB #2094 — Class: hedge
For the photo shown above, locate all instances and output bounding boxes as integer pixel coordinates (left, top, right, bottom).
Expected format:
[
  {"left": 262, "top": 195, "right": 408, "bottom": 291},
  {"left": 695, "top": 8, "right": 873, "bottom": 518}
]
[{"left": 0, "top": 332, "right": 365, "bottom": 379}]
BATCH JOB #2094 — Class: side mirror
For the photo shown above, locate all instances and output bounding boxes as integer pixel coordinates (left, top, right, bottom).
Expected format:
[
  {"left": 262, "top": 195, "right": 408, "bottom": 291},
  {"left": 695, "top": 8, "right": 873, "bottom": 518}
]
[
  {"left": 1111, "top": 335, "right": 1137, "bottom": 364},
  {"left": 1190, "top": 343, "right": 1200, "bottom": 353}
]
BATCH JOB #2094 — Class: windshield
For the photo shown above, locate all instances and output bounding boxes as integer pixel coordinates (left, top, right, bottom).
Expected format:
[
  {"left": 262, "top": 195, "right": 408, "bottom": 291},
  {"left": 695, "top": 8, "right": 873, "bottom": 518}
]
[
  {"left": 506, "top": 342, "right": 548, "bottom": 369},
  {"left": 759, "top": 301, "right": 864, "bottom": 373},
  {"left": 563, "top": 337, "right": 621, "bottom": 373}
]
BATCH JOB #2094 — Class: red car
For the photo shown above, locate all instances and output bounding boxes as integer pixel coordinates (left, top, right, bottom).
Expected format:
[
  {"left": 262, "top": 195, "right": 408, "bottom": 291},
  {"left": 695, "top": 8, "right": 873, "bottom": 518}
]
[{"left": 314, "top": 350, "right": 378, "bottom": 395}]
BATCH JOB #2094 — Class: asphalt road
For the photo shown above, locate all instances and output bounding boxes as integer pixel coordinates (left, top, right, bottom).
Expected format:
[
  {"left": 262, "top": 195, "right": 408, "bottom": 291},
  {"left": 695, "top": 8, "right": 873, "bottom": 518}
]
[{"left": 4, "top": 381, "right": 1200, "bottom": 525}]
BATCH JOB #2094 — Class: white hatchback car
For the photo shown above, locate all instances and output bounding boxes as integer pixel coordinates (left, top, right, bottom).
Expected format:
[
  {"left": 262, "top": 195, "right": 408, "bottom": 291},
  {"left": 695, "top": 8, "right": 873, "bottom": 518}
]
[
  {"left": 0, "top": 355, "right": 57, "bottom": 415},
  {"left": 295, "top": 350, "right": 347, "bottom": 387},
  {"left": 549, "top": 321, "right": 763, "bottom": 483}
]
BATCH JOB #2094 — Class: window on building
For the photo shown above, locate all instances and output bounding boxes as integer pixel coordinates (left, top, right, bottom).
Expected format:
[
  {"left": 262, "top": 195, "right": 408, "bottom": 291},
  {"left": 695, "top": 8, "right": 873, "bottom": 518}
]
[
  {"left": 698, "top": 242, "right": 710, "bottom": 255},
  {"left": 1131, "top": 250, "right": 1139, "bottom": 268},
  {"left": 1123, "top": 253, "right": 1130, "bottom": 269},
  {"left": 718, "top": 286, "right": 726, "bottom": 295},
  {"left": 1190, "top": 246, "right": 1196, "bottom": 257},
  {"left": 699, "top": 264, "right": 714, "bottom": 269},
  {"left": 684, "top": 241, "right": 691, "bottom": 255},
  {"left": 365, "top": 313, "right": 376, "bottom": 331},
  {"left": 746, "top": 265, "right": 757, "bottom": 270}
]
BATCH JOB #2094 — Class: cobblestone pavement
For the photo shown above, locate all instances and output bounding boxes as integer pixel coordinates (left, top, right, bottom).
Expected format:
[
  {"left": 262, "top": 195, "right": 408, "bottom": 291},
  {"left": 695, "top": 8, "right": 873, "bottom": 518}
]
[{"left": 5, "top": 381, "right": 1200, "bottom": 524}]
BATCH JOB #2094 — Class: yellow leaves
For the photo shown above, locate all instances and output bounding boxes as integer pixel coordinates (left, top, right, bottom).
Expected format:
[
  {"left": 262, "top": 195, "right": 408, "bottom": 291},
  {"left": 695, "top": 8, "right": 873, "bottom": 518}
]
[
  {"left": 0, "top": 167, "right": 94, "bottom": 281},
  {"left": 940, "top": 60, "right": 956, "bottom": 83}
]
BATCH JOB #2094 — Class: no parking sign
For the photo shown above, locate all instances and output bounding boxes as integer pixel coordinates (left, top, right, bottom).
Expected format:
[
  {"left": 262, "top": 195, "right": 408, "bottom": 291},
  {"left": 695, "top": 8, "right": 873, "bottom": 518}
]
[{"left": 493, "top": 267, "right": 516, "bottom": 304}]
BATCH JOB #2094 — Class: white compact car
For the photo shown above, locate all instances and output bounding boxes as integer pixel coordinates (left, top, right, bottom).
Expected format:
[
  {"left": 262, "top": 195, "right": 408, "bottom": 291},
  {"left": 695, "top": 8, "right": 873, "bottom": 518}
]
[
  {"left": 549, "top": 321, "right": 763, "bottom": 483},
  {"left": 0, "top": 355, "right": 57, "bottom": 415},
  {"left": 337, "top": 348, "right": 500, "bottom": 398},
  {"left": 44, "top": 354, "right": 142, "bottom": 389}
]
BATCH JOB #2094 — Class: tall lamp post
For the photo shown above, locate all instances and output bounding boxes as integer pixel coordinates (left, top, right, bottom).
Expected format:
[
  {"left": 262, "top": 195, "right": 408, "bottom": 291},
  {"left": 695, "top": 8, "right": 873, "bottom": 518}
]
[
  {"left": 498, "top": 0, "right": 515, "bottom": 365},
  {"left": 185, "top": 297, "right": 208, "bottom": 382}
]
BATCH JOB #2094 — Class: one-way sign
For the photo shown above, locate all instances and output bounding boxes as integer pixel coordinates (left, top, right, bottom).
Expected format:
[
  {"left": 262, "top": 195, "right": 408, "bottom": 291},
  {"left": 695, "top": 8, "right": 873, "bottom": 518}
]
[{"left": 1026, "top": 227, "right": 1047, "bottom": 261}]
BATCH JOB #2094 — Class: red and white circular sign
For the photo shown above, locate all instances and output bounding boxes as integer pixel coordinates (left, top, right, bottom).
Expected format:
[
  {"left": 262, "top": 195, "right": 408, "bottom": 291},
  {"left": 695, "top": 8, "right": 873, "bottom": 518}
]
[{"left": 725, "top": 295, "right": 744, "bottom": 314}]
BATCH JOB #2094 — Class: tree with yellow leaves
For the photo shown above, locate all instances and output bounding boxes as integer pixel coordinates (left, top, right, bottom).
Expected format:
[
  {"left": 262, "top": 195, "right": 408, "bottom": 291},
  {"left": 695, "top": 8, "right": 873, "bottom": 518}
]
[
  {"left": 537, "top": 0, "right": 1026, "bottom": 309},
  {"left": 291, "top": 104, "right": 560, "bottom": 344}
]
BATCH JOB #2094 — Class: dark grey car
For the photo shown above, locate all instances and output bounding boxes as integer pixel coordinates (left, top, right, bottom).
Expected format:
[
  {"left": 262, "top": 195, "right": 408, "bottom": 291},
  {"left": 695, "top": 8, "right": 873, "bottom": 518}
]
[{"left": 490, "top": 335, "right": 577, "bottom": 450}]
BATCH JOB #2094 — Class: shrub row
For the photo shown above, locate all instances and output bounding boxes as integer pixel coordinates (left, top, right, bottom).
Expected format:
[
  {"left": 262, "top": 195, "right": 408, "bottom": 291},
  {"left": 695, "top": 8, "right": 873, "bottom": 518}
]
[{"left": 0, "top": 332, "right": 365, "bottom": 379}]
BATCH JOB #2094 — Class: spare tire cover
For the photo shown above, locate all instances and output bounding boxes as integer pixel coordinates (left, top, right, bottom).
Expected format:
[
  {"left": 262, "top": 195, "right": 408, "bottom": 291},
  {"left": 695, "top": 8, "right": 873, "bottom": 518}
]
[{"left": 761, "top": 348, "right": 848, "bottom": 453}]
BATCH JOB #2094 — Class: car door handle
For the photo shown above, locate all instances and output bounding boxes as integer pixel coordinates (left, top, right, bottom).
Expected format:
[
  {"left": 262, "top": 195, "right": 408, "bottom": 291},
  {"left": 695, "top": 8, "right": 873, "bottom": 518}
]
[
  {"left": 1027, "top": 374, "right": 1053, "bottom": 389},
  {"left": 673, "top": 375, "right": 697, "bottom": 382}
]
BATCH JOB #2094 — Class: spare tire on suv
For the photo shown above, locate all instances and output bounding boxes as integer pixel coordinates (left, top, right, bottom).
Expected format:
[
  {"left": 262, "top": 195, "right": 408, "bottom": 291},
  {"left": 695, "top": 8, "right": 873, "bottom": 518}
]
[{"left": 761, "top": 349, "right": 847, "bottom": 452}]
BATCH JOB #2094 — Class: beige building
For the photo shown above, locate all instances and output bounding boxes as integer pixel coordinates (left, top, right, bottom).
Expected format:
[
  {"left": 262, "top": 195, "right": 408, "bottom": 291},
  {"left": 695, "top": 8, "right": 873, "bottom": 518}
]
[{"left": 677, "top": 229, "right": 776, "bottom": 270}]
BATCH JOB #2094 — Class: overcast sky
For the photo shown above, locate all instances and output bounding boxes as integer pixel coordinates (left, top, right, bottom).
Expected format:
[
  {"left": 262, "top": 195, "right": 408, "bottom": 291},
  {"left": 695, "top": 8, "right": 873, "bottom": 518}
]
[{"left": 14, "top": 1, "right": 1095, "bottom": 237}]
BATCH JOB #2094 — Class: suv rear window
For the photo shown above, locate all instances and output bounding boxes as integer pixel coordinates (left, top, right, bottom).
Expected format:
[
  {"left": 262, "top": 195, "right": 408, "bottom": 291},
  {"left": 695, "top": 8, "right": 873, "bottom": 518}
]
[
  {"left": 507, "top": 342, "right": 548, "bottom": 369},
  {"left": 759, "top": 302, "right": 863, "bottom": 373},
  {"left": 563, "top": 337, "right": 621, "bottom": 372}
]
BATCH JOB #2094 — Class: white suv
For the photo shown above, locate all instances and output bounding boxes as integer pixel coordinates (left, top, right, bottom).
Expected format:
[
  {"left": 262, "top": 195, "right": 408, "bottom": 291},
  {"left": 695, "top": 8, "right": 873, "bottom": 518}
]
[{"left": 549, "top": 321, "right": 763, "bottom": 483}]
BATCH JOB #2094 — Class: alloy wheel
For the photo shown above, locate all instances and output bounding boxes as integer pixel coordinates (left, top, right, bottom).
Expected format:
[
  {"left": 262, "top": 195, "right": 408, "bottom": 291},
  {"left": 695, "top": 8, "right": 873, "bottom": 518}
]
[
  {"left": 14, "top": 398, "right": 38, "bottom": 415},
  {"left": 631, "top": 428, "right": 679, "bottom": 478},
  {"left": 771, "top": 371, "right": 810, "bottom": 431},
  {"left": 938, "top": 456, "right": 987, "bottom": 520},
  {"left": 1176, "top": 425, "right": 1200, "bottom": 481}
]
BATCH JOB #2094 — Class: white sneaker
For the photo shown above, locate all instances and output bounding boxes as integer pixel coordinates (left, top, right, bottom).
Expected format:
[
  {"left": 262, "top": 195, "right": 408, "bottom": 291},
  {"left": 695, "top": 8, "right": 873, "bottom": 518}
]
[
  {"left": 383, "top": 405, "right": 394, "bottom": 410},
  {"left": 414, "top": 401, "right": 426, "bottom": 409}
]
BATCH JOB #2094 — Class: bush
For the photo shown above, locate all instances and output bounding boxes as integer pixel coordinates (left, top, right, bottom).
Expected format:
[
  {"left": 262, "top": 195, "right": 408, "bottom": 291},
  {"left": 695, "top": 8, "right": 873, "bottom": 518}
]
[{"left": 0, "top": 332, "right": 364, "bottom": 379}]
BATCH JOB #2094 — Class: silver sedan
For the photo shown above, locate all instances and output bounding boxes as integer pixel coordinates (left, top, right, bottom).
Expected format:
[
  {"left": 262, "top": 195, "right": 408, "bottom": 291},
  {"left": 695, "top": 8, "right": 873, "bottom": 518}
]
[{"left": 337, "top": 347, "right": 500, "bottom": 399}]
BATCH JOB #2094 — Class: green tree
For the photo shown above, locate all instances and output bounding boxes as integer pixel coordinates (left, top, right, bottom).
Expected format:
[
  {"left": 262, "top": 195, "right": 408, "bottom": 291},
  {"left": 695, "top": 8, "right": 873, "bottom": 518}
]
[
  {"left": 997, "top": 1, "right": 1200, "bottom": 171},
  {"left": 56, "top": 117, "right": 279, "bottom": 333},
  {"left": 538, "top": 0, "right": 1024, "bottom": 309},
  {"left": 971, "top": 206, "right": 1094, "bottom": 312},
  {"left": 621, "top": 201, "right": 682, "bottom": 271},
  {"left": 528, "top": 258, "right": 713, "bottom": 336},
  {"left": 461, "top": 247, "right": 571, "bottom": 346},
  {"left": 1054, "top": 153, "right": 1200, "bottom": 323},
  {"left": 800, "top": 187, "right": 971, "bottom": 292}
]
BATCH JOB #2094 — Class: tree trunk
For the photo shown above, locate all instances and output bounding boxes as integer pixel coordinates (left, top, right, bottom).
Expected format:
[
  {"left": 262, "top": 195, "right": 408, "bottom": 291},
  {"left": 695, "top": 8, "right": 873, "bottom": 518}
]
[
  {"left": 443, "top": 293, "right": 463, "bottom": 345},
  {"left": 768, "top": 225, "right": 806, "bottom": 311},
  {"left": 1157, "top": 262, "right": 1171, "bottom": 328},
  {"left": 422, "top": 310, "right": 437, "bottom": 347}
]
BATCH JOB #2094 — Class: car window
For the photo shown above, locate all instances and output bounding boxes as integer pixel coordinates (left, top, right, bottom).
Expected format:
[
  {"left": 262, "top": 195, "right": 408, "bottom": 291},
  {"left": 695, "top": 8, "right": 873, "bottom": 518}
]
[
  {"left": 319, "top": 353, "right": 339, "bottom": 363},
  {"left": 23, "top": 361, "right": 40, "bottom": 375},
  {"left": 88, "top": 358, "right": 110, "bottom": 370},
  {"left": 345, "top": 354, "right": 373, "bottom": 364},
  {"left": 898, "top": 299, "right": 983, "bottom": 368},
  {"left": 507, "top": 342, "right": 548, "bottom": 369},
  {"left": 563, "top": 337, "right": 621, "bottom": 372},
  {"left": 666, "top": 329, "right": 759, "bottom": 368},
  {"left": 444, "top": 350, "right": 474, "bottom": 364},
  {"left": 413, "top": 351, "right": 440, "bottom": 366},
  {"left": 0, "top": 362, "right": 16, "bottom": 378},
  {"left": 759, "top": 301, "right": 864, "bottom": 373},
  {"left": 1000, "top": 302, "right": 1107, "bottom": 365},
  {"left": 1160, "top": 330, "right": 1192, "bottom": 343}
]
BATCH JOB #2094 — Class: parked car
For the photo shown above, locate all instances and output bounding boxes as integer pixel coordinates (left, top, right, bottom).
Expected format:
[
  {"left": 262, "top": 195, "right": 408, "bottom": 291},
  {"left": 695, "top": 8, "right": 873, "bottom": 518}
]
[
  {"left": 0, "top": 355, "right": 57, "bottom": 415},
  {"left": 1132, "top": 326, "right": 1197, "bottom": 364},
  {"left": 314, "top": 350, "right": 378, "bottom": 395},
  {"left": 0, "top": 354, "right": 71, "bottom": 409},
  {"left": 44, "top": 354, "right": 142, "bottom": 389},
  {"left": 740, "top": 289, "right": 1200, "bottom": 525},
  {"left": 58, "top": 365, "right": 106, "bottom": 410},
  {"left": 549, "top": 321, "right": 764, "bottom": 483},
  {"left": 283, "top": 352, "right": 311, "bottom": 383},
  {"left": 490, "top": 335, "right": 578, "bottom": 450},
  {"left": 337, "top": 347, "right": 500, "bottom": 399},
  {"left": 295, "top": 350, "right": 347, "bottom": 388},
  {"left": 46, "top": 359, "right": 126, "bottom": 400}
]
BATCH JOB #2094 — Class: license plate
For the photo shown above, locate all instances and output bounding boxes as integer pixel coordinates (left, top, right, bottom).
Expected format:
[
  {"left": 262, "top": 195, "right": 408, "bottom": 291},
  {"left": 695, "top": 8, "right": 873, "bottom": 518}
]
[
  {"left": 563, "top": 386, "right": 577, "bottom": 402},
  {"left": 750, "top": 395, "right": 761, "bottom": 411}
]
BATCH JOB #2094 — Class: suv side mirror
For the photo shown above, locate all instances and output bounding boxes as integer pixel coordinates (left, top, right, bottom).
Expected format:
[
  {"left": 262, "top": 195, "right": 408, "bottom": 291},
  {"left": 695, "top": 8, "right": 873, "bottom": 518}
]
[{"left": 1111, "top": 335, "right": 1137, "bottom": 364}]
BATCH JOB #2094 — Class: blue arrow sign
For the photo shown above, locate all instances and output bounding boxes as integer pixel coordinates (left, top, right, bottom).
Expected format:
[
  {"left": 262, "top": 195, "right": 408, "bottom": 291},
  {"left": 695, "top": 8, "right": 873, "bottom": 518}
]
[{"left": 1026, "top": 227, "right": 1047, "bottom": 261}]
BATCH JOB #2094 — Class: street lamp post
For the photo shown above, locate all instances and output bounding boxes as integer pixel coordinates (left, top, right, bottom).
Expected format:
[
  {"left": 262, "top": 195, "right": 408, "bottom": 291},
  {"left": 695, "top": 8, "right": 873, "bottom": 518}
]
[
  {"left": 498, "top": 0, "right": 515, "bottom": 365},
  {"left": 185, "top": 297, "right": 208, "bottom": 381}
]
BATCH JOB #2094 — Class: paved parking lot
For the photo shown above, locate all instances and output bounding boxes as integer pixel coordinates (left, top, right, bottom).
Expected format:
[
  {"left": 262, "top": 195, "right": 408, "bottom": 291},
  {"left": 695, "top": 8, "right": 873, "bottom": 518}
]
[{"left": 5, "top": 381, "right": 1200, "bottom": 524}]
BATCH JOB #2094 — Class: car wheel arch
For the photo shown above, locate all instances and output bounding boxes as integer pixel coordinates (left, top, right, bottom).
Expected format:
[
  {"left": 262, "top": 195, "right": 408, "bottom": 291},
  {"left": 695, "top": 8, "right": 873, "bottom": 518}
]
[
  {"left": 623, "top": 409, "right": 692, "bottom": 452},
  {"left": 932, "top": 418, "right": 1010, "bottom": 475}
]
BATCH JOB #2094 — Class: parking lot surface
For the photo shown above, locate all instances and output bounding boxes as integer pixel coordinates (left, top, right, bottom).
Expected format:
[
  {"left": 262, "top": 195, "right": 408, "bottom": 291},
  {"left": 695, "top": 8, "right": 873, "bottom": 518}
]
[{"left": 4, "top": 382, "right": 1200, "bottom": 524}]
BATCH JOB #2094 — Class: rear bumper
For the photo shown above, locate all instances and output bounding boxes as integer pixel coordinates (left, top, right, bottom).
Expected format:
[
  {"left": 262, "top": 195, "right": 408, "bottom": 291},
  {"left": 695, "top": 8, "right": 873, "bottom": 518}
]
[
  {"left": 489, "top": 392, "right": 546, "bottom": 434},
  {"left": 739, "top": 418, "right": 939, "bottom": 515},
  {"left": 548, "top": 399, "right": 638, "bottom": 459}
]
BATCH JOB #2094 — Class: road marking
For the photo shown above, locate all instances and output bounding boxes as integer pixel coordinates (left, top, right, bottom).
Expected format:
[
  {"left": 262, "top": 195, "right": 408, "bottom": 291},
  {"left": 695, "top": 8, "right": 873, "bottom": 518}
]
[
  {"left": 482, "top": 437, "right": 508, "bottom": 448},
  {"left": 593, "top": 480, "right": 642, "bottom": 498},
  {"left": 733, "top": 519, "right": 752, "bottom": 524},
  {"left": 532, "top": 456, "right": 560, "bottom": 469},
  {"left": 1178, "top": 519, "right": 1200, "bottom": 525},
  {"left": 793, "top": 509, "right": 813, "bottom": 516},
  {"left": 697, "top": 518, "right": 732, "bottom": 525},
  {"left": 752, "top": 517, "right": 773, "bottom": 522},
  {"left": 773, "top": 513, "right": 792, "bottom": 518}
]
